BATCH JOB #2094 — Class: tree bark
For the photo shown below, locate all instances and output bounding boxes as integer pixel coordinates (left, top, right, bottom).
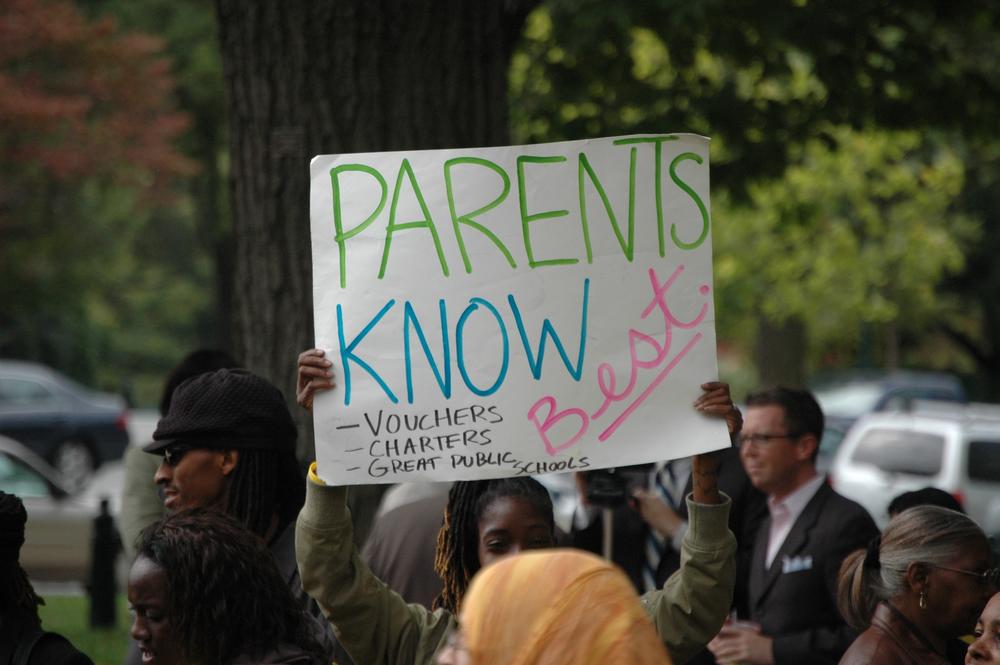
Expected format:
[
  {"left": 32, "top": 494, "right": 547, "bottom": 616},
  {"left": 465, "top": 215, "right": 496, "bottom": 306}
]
[
  {"left": 215, "top": 1, "right": 533, "bottom": 454},
  {"left": 754, "top": 316, "right": 807, "bottom": 388}
]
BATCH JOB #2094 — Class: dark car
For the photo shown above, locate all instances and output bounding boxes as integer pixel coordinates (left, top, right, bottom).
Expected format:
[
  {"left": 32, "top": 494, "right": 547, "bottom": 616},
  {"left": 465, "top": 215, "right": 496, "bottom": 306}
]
[{"left": 0, "top": 360, "right": 129, "bottom": 490}]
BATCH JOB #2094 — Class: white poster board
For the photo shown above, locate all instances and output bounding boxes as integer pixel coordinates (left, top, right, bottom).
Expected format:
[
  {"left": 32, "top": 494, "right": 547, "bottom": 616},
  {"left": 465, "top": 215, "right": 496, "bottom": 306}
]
[{"left": 309, "top": 134, "right": 727, "bottom": 485}]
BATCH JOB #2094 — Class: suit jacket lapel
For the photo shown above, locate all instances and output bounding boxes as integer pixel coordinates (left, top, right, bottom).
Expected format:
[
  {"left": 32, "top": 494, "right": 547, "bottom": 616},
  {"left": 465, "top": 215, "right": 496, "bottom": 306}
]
[
  {"left": 751, "top": 482, "right": 831, "bottom": 610},
  {"left": 748, "top": 513, "right": 770, "bottom": 612}
]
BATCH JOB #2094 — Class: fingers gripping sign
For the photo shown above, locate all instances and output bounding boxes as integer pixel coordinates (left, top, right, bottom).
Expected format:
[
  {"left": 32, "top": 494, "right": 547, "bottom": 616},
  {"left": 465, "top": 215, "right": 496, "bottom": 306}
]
[
  {"left": 297, "top": 349, "right": 335, "bottom": 411},
  {"left": 694, "top": 380, "right": 741, "bottom": 435}
]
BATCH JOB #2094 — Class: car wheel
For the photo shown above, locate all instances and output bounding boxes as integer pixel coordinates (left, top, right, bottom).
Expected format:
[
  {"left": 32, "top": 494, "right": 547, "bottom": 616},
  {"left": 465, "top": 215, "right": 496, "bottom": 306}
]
[{"left": 52, "top": 440, "right": 95, "bottom": 491}]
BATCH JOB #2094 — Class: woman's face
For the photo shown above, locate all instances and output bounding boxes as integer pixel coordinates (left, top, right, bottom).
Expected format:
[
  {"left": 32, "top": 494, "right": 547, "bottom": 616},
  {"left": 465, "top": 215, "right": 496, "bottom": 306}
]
[
  {"left": 968, "top": 593, "right": 1000, "bottom": 664},
  {"left": 128, "top": 556, "right": 184, "bottom": 665},
  {"left": 476, "top": 496, "right": 554, "bottom": 568},
  {"left": 926, "top": 537, "right": 995, "bottom": 640}
]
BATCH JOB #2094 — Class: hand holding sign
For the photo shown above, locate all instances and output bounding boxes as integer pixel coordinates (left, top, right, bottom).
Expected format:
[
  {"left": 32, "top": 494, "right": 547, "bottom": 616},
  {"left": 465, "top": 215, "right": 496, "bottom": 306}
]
[
  {"left": 297, "top": 348, "right": 335, "bottom": 411},
  {"left": 695, "top": 381, "right": 742, "bottom": 436}
]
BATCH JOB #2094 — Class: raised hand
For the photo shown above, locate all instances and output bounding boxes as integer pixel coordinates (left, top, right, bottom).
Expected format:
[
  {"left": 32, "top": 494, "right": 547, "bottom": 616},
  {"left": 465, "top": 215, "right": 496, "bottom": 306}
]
[
  {"left": 694, "top": 381, "right": 742, "bottom": 435},
  {"left": 297, "top": 348, "right": 335, "bottom": 411}
]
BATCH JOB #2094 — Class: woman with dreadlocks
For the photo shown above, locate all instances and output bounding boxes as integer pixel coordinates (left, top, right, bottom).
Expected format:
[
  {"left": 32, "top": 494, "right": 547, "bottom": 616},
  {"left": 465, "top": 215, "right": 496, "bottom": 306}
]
[
  {"left": 129, "top": 509, "right": 327, "bottom": 665},
  {"left": 295, "top": 349, "right": 738, "bottom": 665},
  {"left": 433, "top": 476, "right": 558, "bottom": 614},
  {"left": 0, "top": 491, "right": 92, "bottom": 665}
]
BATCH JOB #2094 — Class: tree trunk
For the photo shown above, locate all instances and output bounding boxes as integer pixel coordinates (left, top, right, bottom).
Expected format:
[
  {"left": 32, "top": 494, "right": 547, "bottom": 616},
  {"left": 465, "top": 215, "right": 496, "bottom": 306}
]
[
  {"left": 884, "top": 319, "right": 899, "bottom": 371},
  {"left": 215, "top": 0, "right": 532, "bottom": 440},
  {"left": 754, "top": 316, "right": 808, "bottom": 388},
  {"left": 215, "top": 1, "right": 534, "bottom": 536},
  {"left": 186, "top": 114, "right": 236, "bottom": 352}
]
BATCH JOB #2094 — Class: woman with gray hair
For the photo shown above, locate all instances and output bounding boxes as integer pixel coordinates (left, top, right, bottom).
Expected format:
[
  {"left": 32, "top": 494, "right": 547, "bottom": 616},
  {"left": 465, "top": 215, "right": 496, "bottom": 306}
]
[{"left": 837, "top": 505, "right": 997, "bottom": 665}]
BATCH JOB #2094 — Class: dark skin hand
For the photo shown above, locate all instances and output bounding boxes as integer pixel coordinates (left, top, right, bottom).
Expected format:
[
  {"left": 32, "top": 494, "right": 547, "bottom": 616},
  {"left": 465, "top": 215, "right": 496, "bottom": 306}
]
[
  {"left": 695, "top": 380, "right": 743, "bottom": 440},
  {"left": 690, "top": 450, "right": 722, "bottom": 505},
  {"left": 609, "top": 380, "right": 738, "bottom": 522},
  {"left": 691, "top": 380, "right": 740, "bottom": 505},
  {"left": 297, "top": 348, "right": 334, "bottom": 410}
]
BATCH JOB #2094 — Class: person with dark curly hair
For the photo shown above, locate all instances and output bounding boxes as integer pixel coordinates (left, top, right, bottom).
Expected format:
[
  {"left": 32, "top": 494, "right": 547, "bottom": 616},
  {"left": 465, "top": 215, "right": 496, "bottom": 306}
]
[
  {"left": 129, "top": 509, "right": 327, "bottom": 665},
  {"left": 0, "top": 491, "right": 93, "bottom": 665}
]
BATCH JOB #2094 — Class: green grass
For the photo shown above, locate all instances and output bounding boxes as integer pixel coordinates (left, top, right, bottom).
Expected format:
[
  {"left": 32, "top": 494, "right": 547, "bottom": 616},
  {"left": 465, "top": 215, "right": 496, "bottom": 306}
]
[{"left": 38, "top": 595, "right": 130, "bottom": 665}]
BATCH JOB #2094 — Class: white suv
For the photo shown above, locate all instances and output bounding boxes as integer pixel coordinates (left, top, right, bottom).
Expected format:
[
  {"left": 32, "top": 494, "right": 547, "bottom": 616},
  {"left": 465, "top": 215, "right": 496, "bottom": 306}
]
[{"left": 830, "top": 401, "right": 1000, "bottom": 534}]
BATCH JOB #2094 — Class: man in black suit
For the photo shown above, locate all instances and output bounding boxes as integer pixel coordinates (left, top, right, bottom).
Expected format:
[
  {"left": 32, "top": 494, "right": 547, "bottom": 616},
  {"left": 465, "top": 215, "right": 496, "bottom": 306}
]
[{"left": 709, "top": 386, "right": 878, "bottom": 665}]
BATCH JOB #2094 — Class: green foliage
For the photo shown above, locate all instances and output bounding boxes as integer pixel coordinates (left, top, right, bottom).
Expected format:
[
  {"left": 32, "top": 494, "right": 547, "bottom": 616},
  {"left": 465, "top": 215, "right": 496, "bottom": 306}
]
[
  {"left": 512, "top": 1, "right": 1000, "bottom": 188},
  {"left": 0, "top": 0, "right": 214, "bottom": 404},
  {"left": 39, "top": 594, "right": 130, "bottom": 665},
  {"left": 512, "top": 1, "right": 1000, "bottom": 386},
  {"left": 82, "top": 0, "right": 234, "bottom": 399},
  {"left": 714, "top": 128, "right": 977, "bottom": 368}
]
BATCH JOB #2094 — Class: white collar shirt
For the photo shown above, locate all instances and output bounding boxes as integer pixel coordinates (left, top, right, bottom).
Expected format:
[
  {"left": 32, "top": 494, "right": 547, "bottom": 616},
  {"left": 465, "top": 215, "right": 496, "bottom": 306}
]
[{"left": 765, "top": 473, "right": 825, "bottom": 568}]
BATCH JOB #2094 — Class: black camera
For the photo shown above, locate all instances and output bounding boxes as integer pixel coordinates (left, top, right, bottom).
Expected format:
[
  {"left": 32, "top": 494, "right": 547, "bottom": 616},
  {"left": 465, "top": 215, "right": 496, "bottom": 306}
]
[{"left": 584, "top": 463, "right": 655, "bottom": 508}]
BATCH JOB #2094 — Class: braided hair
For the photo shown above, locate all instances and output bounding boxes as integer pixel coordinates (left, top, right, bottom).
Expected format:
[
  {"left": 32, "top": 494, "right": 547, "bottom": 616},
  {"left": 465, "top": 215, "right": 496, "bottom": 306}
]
[
  {"left": 433, "top": 477, "right": 554, "bottom": 613},
  {"left": 225, "top": 448, "right": 306, "bottom": 539},
  {"left": 0, "top": 492, "right": 43, "bottom": 627}
]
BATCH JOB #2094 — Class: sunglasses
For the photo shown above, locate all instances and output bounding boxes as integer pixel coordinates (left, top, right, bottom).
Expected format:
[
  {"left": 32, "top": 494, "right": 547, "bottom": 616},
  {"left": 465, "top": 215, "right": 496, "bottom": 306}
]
[{"left": 162, "top": 444, "right": 194, "bottom": 467}]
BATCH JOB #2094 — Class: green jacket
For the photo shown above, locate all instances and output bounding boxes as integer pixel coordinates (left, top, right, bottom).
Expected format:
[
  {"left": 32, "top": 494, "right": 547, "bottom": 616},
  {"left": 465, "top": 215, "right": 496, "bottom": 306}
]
[{"left": 296, "top": 476, "right": 736, "bottom": 665}]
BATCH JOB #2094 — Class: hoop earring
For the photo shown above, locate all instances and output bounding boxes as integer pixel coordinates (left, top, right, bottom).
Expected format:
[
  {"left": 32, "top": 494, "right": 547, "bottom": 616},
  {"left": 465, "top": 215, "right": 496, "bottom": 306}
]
[{"left": 919, "top": 590, "right": 927, "bottom": 610}]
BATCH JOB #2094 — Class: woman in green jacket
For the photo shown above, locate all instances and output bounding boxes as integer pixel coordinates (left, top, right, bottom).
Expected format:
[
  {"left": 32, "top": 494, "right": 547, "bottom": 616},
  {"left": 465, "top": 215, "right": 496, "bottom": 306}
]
[{"left": 294, "top": 349, "right": 738, "bottom": 665}]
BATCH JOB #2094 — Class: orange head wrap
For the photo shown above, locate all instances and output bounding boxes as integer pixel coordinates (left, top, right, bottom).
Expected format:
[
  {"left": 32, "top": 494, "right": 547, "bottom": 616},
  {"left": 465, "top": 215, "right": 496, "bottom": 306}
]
[{"left": 457, "top": 549, "right": 672, "bottom": 665}]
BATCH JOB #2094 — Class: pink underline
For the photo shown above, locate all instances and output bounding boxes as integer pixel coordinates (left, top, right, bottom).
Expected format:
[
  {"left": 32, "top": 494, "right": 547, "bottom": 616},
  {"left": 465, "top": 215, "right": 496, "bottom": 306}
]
[{"left": 597, "top": 332, "right": 704, "bottom": 442}]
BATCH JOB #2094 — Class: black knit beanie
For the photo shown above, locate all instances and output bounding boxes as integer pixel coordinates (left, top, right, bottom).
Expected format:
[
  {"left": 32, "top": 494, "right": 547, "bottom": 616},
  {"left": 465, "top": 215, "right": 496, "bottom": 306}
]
[{"left": 146, "top": 368, "right": 297, "bottom": 454}]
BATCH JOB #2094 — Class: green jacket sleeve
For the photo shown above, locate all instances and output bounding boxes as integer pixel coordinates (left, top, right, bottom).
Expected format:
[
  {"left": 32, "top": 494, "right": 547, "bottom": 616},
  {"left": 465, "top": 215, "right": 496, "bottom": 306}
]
[
  {"left": 295, "top": 476, "right": 454, "bottom": 665},
  {"left": 640, "top": 493, "right": 736, "bottom": 665}
]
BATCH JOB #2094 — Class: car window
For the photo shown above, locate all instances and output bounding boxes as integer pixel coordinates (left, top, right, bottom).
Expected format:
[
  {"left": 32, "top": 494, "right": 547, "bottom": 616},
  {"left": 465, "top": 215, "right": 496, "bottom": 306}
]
[
  {"left": 0, "top": 377, "right": 58, "bottom": 407},
  {"left": 850, "top": 428, "right": 945, "bottom": 476},
  {"left": 0, "top": 452, "right": 51, "bottom": 498},
  {"left": 881, "top": 390, "right": 961, "bottom": 412},
  {"left": 814, "top": 384, "right": 883, "bottom": 419},
  {"left": 967, "top": 440, "right": 1000, "bottom": 482}
]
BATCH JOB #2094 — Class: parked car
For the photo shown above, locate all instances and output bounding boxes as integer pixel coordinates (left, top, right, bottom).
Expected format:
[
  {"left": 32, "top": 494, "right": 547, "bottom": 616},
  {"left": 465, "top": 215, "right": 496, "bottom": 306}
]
[
  {"left": 813, "top": 369, "right": 967, "bottom": 470},
  {"left": 0, "top": 434, "right": 101, "bottom": 582},
  {"left": 0, "top": 359, "right": 129, "bottom": 490},
  {"left": 829, "top": 401, "right": 1000, "bottom": 534}
]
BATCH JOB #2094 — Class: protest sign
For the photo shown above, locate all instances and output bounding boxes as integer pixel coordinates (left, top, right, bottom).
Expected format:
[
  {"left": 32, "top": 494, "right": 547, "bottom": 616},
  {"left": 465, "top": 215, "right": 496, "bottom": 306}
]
[{"left": 309, "top": 134, "right": 727, "bottom": 485}]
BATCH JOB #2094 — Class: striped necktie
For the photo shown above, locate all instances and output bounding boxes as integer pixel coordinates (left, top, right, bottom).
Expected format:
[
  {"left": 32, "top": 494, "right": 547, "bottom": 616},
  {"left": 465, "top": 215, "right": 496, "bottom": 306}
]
[{"left": 643, "top": 462, "right": 681, "bottom": 592}]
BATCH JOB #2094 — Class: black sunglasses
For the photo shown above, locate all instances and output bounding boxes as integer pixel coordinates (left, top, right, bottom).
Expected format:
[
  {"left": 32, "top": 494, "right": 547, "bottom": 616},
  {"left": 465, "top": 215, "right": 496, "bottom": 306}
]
[{"left": 162, "top": 444, "right": 194, "bottom": 467}]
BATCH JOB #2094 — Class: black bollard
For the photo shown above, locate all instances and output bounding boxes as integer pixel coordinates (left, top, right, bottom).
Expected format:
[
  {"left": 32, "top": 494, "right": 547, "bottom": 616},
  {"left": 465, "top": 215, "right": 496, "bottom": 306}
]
[{"left": 89, "top": 497, "right": 118, "bottom": 628}]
